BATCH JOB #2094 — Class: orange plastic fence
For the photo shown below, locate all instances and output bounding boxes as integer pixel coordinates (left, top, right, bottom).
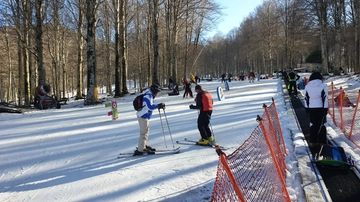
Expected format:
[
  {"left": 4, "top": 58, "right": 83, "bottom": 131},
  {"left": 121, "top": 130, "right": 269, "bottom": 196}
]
[
  {"left": 328, "top": 82, "right": 360, "bottom": 148},
  {"left": 211, "top": 99, "right": 290, "bottom": 202}
]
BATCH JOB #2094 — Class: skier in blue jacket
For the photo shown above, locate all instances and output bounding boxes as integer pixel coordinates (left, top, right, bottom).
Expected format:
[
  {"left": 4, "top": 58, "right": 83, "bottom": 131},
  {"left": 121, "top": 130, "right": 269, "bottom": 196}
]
[{"left": 135, "top": 84, "right": 165, "bottom": 156}]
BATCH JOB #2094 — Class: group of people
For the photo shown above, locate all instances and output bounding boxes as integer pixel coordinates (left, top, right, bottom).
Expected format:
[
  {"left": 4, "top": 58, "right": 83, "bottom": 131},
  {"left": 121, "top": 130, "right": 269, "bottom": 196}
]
[
  {"left": 221, "top": 73, "right": 233, "bottom": 82},
  {"left": 134, "top": 83, "right": 214, "bottom": 156},
  {"left": 135, "top": 70, "right": 355, "bottom": 156}
]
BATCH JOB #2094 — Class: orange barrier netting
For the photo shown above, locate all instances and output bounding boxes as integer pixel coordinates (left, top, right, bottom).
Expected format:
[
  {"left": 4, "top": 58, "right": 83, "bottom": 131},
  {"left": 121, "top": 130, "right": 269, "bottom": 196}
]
[
  {"left": 328, "top": 82, "right": 360, "bottom": 148},
  {"left": 211, "top": 99, "right": 290, "bottom": 202}
]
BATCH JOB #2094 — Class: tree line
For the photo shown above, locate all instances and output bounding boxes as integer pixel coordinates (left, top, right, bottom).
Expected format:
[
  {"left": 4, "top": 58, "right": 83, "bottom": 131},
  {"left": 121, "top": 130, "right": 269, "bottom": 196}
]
[
  {"left": 200, "top": 0, "right": 360, "bottom": 79},
  {"left": 0, "top": 0, "right": 358, "bottom": 106}
]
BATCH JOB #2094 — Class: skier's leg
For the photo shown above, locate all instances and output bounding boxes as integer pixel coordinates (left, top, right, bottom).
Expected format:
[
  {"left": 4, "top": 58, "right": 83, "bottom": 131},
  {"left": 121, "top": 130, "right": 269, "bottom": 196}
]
[
  {"left": 204, "top": 111, "right": 212, "bottom": 138},
  {"left": 197, "top": 114, "right": 207, "bottom": 139},
  {"left": 137, "top": 116, "right": 150, "bottom": 152}
]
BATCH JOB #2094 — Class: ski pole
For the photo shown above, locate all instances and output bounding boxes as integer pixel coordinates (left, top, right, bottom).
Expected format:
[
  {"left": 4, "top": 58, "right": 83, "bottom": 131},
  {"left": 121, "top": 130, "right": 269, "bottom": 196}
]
[
  {"left": 162, "top": 109, "right": 175, "bottom": 148},
  {"left": 158, "top": 108, "right": 168, "bottom": 148},
  {"left": 209, "top": 118, "right": 215, "bottom": 139}
]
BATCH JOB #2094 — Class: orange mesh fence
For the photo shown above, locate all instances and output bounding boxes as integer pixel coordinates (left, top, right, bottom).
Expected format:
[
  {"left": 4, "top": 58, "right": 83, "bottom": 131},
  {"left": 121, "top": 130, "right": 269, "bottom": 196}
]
[
  {"left": 328, "top": 82, "right": 360, "bottom": 148},
  {"left": 211, "top": 99, "right": 290, "bottom": 202},
  {"left": 264, "top": 98, "right": 287, "bottom": 155},
  {"left": 261, "top": 107, "right": 287, "bottom": 178}
]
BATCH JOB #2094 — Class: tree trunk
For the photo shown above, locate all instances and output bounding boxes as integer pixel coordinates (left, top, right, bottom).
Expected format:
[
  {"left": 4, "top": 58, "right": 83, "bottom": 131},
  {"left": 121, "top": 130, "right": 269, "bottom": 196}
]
[
  {"left": 85, "top": 0, "right": 97, "bottom": 105},
  {"left": 114, "top": 0, "right": 121, "bottom": 97},
  {"left": 76, "top": 0, "right": 85, "bottom": 99},
  {"left": 35, "top": 0, "right": 45, "bottom": 86},
  {"left": 23, "top": 0, "right": 31, "bottom": 106},
  {"left": 152, "top": 0, "right": 160, "bottom": 85},
  {"left": 120, "top": 0, "right": 128, "bottom": 94}
]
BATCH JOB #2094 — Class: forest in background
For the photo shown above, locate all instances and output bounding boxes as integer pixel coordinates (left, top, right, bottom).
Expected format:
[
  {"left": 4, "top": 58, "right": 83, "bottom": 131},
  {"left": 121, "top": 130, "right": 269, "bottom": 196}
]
[{"left": 0, "top": 0, "right": 359, "bottom": 106}]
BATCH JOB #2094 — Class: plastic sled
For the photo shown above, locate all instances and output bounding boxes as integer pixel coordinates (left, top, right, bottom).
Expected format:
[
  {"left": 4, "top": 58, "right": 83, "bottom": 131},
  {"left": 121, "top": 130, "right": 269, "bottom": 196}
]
[{"left": 314, "top": 145, "right": 350, "bottom": 169}]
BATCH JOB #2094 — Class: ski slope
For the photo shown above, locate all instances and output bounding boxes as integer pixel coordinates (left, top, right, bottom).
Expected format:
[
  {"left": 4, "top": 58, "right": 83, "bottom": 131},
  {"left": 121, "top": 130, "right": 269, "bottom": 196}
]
[{"left": 1, "top": 76, "right": 358, "bottom": 201}]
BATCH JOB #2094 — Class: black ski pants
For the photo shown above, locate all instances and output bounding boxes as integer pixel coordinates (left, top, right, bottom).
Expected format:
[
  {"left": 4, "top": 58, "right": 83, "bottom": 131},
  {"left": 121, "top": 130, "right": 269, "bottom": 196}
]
[
  {"left": 197, "top": 111, "right": 212, "bottom": 139},
  {"left": 308, "top": 108, "right": 327, "bottom": 144},
  {"left": 288, "top": 81, "right": 297, "bottom": 95}
]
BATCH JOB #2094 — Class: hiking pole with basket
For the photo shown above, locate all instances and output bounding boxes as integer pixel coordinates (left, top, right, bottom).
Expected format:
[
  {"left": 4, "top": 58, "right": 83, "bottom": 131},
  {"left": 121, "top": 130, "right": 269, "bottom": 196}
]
[
  {"left": 158, "top": 108, "right": 168, "bottom": 148},
  {"left": 209, "top": 117, "right": 216, "bottom": 141},
  {"left": 162, "top": 108, "right": 175, "bottom": 149}
]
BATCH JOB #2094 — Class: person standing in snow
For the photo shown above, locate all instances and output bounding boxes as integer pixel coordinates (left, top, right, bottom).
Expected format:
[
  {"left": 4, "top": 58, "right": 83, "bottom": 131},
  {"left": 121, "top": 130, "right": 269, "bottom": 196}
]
[
  {"left": 248, "top": 72, "right": 255, "bottom": 83},
  {"left": 221, "top": 73, "right": 226, "bottom": 83},
  {"left": 189, "top": 85, "right": 214, "bottom": 145},
  {"left": 288, "top": 70, "right": 300, "bottom": 97},
  {"left": 135, "top": 84, "right": 165, "bottom": 156},
  {"left": 168, "top": 77, "right": 173, "bottom": 90},
  {"left": 304, "top": 72, "right": 328, "bottom": 146},
  {"left": 183, "top": 80, "right": 193, "bottom": 98}
]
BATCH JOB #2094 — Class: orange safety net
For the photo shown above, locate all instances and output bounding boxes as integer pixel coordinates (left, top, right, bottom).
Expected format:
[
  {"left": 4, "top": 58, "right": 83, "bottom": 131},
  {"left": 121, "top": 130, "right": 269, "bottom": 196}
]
[
  {"left": 328, "top": 83, "right": 360, "bottom": 148},
  {"left": 211, "top": 99, "right": 290, "bottom": 202}
]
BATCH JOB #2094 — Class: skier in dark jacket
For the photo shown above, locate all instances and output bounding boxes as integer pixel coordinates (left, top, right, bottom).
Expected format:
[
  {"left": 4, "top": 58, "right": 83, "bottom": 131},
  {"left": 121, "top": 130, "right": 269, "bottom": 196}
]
[
  {"left": 221, "top": 73, "right": 226, "bottom": 83},
  {"left": 183, "top": 80, "right": 193, "bottom": 98},
  {"left": 305, "top": 72, "right": 328, "bottom": 146},
  {"left": 288, "top": 70, "right": 300, "bottom": 97},
  {"left": 189, "top": 85, "right": 214, "bottom": 145}
]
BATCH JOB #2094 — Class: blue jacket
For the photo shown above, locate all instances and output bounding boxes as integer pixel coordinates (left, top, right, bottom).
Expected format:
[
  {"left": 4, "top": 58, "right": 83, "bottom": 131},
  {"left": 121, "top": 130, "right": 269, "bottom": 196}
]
[{"left": 136, "top": 89, "right": 159, "bottom": 119}]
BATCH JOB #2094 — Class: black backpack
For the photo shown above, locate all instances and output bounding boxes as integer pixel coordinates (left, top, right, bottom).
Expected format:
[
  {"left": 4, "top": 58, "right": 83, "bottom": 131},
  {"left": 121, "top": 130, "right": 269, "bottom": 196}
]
[{"left": 133, "top": 94, "right": 145, "bottom": 111}]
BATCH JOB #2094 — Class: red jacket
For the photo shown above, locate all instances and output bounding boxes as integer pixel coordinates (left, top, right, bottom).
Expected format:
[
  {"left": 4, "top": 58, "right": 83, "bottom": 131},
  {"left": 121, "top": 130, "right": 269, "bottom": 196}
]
[{"left": 194, "top": 89, "right": 213, "bottom": 111}]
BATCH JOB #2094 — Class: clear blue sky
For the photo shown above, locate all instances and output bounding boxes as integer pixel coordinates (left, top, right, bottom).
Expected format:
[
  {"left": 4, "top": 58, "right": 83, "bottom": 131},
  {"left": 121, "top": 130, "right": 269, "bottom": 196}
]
[{"left": 207, "top": 0, "right": 263, "bottom": 38}]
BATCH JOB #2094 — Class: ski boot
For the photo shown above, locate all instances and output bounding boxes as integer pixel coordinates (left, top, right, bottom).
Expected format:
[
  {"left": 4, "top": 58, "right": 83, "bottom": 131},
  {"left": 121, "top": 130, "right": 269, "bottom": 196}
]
[
  {"left": 208, "top": 137, "right": 216, "bottom": 145},
  {"left": 197, "top": 138, "right": 210, "bottom": 145},
  {"left": 146, "top": 145, "right": 156, "bottom": 152}
]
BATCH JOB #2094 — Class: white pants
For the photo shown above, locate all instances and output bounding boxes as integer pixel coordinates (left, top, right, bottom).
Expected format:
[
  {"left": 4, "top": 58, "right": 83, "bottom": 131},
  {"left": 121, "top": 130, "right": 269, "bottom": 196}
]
[{"left": 137, "top": 116, "right": 150, "bottom": 152}]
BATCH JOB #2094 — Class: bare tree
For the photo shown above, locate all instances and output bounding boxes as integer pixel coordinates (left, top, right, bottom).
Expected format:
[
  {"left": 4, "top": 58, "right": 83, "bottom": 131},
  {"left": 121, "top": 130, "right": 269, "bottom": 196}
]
[
  {"left": 152, "top": 0, "right": 160, "bottom": 85},
  {"left": 35, "top": 0, "right": 45, "bottom": 86},
  {"left": 120, "top": 0, "right": 128, "bottom": 94},
  {"left": 350, "top": 0, "right": 360, "bottom": 73},
  {"left": 85, "top": 0, "right": 97, "bottom": 105}
]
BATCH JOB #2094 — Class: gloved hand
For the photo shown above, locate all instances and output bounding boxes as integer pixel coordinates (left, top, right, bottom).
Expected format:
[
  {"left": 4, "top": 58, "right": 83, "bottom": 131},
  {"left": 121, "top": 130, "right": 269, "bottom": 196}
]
[
  {"left": 189, "top": 104, "right": 195, "bottom": 109},
  {"left": 158, "top": 103, "right": 165, "bottom": 109}
]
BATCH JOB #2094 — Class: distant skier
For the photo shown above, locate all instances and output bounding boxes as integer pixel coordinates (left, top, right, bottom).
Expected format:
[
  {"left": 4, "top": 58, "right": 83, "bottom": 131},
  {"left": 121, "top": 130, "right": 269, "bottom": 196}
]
[
  {"left": 195, "top": 75, "right": 200, "bottom": 83},
  {"left": 228, "top": 73, "right": 233, "bottom": 82},
  {"left": 183, "top": 80, "right": 193, "bottom": 98},
  {"left": 134, "top": 84, "right": 165, "bottom": 156},
  {"left": 304, "top": 72, "right": 328, "bottom": 146},
  {"left": 248, "top": 72, "right": 255, "bottom": 83},
  {"left": 288, "top": 70, "right": 300, "bottom": 97},
  {"left": 168, "top": 77, "right": 173, "bottom": 90},
  {"left": 189, "top": 85, "right": 215, "bottom": 145},
  {"left": 334, "top": 92, "right": 355, "bottom": 108},
  {"left": 221, "top": 73, "right": 226, "bottom": 83}
]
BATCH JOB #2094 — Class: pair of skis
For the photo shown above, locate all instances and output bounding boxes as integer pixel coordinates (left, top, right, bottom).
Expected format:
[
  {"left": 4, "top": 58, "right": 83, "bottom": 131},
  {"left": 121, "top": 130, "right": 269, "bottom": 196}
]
[
  {"left": 176, "top": 138, "right": 229, "bottom": 150},
  {"left": 117, "top": 147, "right": 180, "bottom": 158},
  {"left": 117, "top": 138, "right": 229, "bottom": 158}
]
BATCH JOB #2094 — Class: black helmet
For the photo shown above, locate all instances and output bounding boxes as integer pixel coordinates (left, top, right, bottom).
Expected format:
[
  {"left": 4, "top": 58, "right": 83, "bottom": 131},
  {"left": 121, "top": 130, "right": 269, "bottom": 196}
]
[
  {"left": 195, "top": 85, "right": 202, "bottom": 90},
  {"left": 150, "top": 84, "right": 161, "bottom": 93},
  {"left": 43, "top": 84, "right": 50, "bottom": 94},
  {"left": 309, "top": 71, "right": 323, "bottom": 81}
]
